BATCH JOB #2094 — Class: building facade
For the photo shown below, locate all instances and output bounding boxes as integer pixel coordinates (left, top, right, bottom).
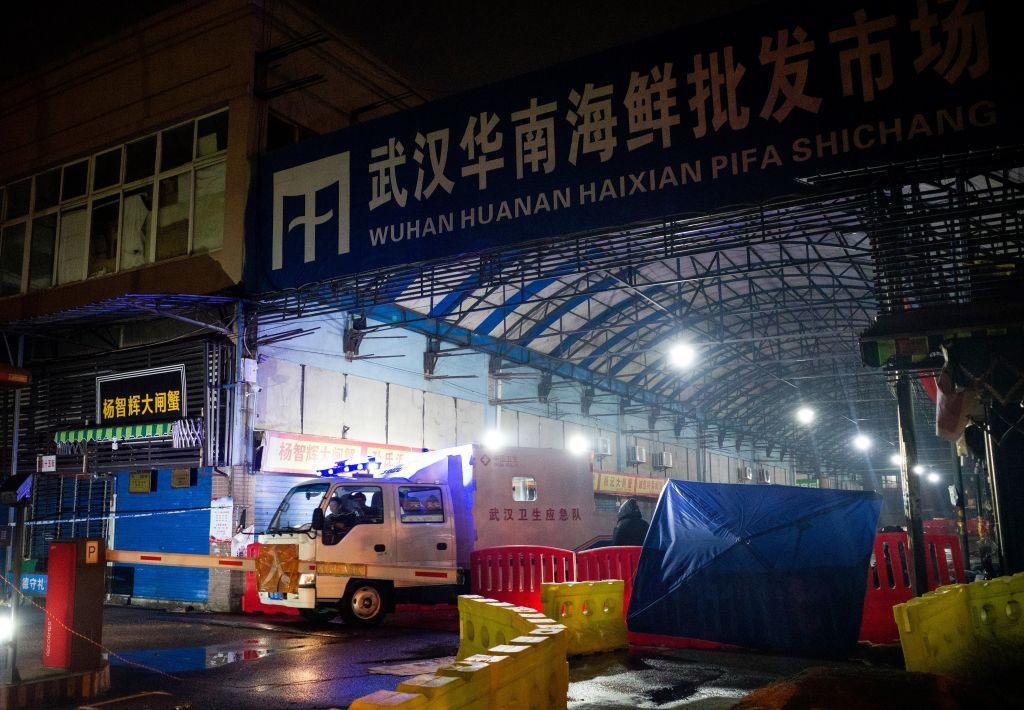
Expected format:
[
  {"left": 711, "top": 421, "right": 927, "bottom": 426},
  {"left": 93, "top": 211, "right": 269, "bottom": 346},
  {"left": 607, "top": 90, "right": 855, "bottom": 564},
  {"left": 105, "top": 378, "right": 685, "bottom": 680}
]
[
  {"left": 1, "top": 0, "right": 870, "bottom": 613},
  {"left": 0, "top": 0, "right": 421, "bottom": 610}
]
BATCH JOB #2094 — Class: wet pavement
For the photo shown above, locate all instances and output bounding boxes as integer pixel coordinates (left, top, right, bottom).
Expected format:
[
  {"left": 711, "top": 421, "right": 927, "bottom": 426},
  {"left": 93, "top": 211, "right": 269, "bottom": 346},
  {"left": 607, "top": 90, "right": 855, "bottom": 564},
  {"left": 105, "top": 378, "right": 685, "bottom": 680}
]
[
  {"left": 567, "top": 646, "right": 864, "bottom": 709},
  {"left": 9, "top": 605, "right": 872, "bottom": 709}
]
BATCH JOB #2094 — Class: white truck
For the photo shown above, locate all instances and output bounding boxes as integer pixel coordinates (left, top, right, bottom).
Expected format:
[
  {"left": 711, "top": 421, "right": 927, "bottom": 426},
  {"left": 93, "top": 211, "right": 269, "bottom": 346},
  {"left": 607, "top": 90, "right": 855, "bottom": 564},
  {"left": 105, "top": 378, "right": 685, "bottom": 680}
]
[{"left": 257, "top": 445, "right": 615, "bottom": 625}]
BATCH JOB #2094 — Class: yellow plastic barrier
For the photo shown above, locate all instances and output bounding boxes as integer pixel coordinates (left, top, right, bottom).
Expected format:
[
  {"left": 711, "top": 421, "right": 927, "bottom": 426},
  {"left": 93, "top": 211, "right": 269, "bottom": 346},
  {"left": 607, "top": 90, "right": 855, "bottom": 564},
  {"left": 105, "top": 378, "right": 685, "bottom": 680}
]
[
  {"left": 540, "top": 581, "right": 628, "bottom": 656},
  {"left": 895, "top": 572, "right": 1024, "bottom": 679},
  {"left": 350, "top": 595, "right": 568, "bottom": 710},
  {"left": 457, "top": 596, "right": 562, "bottom": 660}
]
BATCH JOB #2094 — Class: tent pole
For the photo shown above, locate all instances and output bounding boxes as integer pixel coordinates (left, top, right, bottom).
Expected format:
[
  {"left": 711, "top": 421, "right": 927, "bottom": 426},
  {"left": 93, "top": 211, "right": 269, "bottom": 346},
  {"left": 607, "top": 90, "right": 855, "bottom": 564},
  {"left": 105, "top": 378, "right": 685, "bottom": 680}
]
[
  {"left": 950, "top": 442, "right": 970, "bottom": 568},
  {"left": 896, "top": 372, "right": 929, "bottom": 596}
]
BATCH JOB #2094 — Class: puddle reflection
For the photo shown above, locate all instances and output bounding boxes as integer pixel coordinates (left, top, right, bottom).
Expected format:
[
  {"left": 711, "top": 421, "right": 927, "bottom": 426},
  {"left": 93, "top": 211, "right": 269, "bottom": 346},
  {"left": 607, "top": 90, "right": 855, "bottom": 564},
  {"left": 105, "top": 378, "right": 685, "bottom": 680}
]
[{"left": 111, "top": 638, "right": 284, "bottom": 672}]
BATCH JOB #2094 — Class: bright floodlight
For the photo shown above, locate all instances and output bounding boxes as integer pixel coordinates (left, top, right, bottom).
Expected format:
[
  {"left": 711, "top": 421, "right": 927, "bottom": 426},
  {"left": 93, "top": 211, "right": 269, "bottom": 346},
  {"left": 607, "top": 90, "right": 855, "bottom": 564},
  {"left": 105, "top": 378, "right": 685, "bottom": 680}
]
[
  {"left": 566, "top": 434, "right": 591, "bottom": 456},
  {"left": 482, "top": 429, "right": 505, "bottom": 451},
  {"left": 890, "top": 453, "right": 904, "bottom": 467},
  {"left": 668, "top": 342, "right": 698, "bottom": 369},
  {"left": 0, "top": 611, "right": 12, "bottom": 643},
  {"left": 927, "top": 472, "right": 941, "bottom": 484},
  {"left": 795, "top": 407, "right": 816, "bottom": 425},
  {"left": 852, "top": 434, "right": 872, "bottom": 451},
  {"left": 912, "top": 464, "right": 926, "bottom": 475}
]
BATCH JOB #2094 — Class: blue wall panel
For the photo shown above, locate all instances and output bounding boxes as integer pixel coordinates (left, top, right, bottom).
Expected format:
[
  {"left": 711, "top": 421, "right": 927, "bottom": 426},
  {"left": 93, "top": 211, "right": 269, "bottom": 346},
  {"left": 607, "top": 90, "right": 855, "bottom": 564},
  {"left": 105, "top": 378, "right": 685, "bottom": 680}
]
[{"left": 113, "top": 468, "right": 211, "bottom": 603}]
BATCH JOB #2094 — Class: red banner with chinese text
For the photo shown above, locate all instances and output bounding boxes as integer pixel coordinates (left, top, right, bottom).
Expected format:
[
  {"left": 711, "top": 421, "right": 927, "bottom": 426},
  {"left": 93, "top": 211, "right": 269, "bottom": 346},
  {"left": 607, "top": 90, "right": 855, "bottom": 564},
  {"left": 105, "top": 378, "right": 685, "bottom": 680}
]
[
  {"left": 260, "top": 431, "right": 420, "bottom": 474},
  {"left": 593, "top": 471, "right": 667, "bottom": 498}
]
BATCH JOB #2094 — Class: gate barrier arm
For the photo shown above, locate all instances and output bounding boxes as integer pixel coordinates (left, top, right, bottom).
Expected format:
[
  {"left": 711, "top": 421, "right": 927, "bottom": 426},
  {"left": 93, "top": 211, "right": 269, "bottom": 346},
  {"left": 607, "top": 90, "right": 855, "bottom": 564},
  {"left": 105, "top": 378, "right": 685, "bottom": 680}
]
[
  {"left": 107, "top": 549, "right": 257, "bottom": 571},
  {"left": 106, "top": 549, "right": 318, "bottom": 574}
]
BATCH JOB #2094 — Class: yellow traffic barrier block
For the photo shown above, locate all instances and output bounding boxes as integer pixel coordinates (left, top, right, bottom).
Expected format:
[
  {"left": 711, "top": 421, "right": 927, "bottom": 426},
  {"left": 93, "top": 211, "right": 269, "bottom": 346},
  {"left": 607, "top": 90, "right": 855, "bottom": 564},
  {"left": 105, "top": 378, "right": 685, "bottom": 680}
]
[
  {"left": 398, "top": 672, "right": 487, "bottom": 710},
  {"left": 349, "top": 689, "right": 429, "bottom": 708},
  {"left": 457, "top": 595, "right": 562, "bottom": 659},
  {"left": 895, "top": 585, "right": 973, "bottom": 676},
  {"left": 541, "top": 581, "right": 628, "bottom": 656},
  {"left": 895, "top": 572, "right": 1024, "bottom": 679},
  {"left": 351, "top": 595, "right": 569, "bottom": 709},
  {"left": 966, "top": 572, "right": 1024, "bottom": 669}
]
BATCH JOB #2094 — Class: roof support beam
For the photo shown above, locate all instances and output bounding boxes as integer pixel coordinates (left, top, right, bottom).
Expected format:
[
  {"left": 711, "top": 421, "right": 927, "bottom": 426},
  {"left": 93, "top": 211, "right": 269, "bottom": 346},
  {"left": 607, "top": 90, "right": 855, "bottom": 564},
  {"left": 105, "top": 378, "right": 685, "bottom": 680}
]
[{"left": 365, "top": 303, "right": 690, "bottom": 417}]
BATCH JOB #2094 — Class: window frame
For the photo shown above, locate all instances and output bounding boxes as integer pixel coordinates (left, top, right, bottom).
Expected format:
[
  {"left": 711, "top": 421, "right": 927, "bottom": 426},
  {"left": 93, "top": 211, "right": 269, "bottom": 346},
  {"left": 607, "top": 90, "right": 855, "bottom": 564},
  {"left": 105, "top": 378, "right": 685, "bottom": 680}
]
[
  {"left": 0, "top": 107, "right": 229, "bottom": 298},
  {"left": 512, "top": 476, "right": 538, "bottom": 502},
  {"left": 321, "top": 484, "right": 384, "bottom": 546},
  {"left": 397, "top": 485, "right": 446, "bottom": 524},
  {"left": 326, "top": 484, "right": 385, "bottom": 525}
]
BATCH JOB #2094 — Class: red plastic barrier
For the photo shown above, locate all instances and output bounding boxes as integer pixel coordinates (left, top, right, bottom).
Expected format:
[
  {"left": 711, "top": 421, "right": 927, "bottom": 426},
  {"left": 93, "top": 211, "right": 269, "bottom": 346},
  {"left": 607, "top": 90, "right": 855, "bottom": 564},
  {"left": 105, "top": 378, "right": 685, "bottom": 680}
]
[
  {"left": 470, "top": 545, "right": 575, "bottom": 610},
  {"left": 242, "top": 543, "right": 300, "bottom": 616},
  {"left": 858, "top": 532, "right": 966, "bottom": 644},
  {"left": 923, "top": 533, "right": 965, "bottom": 589},
  {"left": 577, "top": 546, "right": 643, "bottom": 611}
]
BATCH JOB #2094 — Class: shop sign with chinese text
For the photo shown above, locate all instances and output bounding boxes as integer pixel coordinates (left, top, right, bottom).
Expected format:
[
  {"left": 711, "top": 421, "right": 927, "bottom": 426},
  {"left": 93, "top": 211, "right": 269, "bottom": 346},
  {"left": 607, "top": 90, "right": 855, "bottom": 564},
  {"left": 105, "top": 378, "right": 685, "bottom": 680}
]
[
  {"left": 260, "top": 431, "right": 420, "bottom": 474},
  {"left": 594, "top": 471, "right": 667, "bottom": 498},
  {"left": 97, "top": 365, "right": 186, "bottom": 425},
  {"left": 249, "top": 0, "right": 1016, "bottom": 293}
]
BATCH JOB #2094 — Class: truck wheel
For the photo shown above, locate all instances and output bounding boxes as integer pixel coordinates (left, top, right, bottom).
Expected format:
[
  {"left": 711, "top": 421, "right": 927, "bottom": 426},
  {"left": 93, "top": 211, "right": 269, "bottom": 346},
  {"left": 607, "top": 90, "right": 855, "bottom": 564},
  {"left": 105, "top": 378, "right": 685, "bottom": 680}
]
[
  {"left": 340, "top": 582, "right": 387, "bottom": 627},
  {"left": 299, "top": 606, "right": 338, "bottom": 625}
]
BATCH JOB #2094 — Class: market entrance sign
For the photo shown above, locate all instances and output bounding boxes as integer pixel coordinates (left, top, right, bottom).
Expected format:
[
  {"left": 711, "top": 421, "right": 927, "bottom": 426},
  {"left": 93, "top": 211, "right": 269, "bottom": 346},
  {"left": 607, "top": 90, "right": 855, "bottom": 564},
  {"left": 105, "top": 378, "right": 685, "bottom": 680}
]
[
  {"left": 96, "top": 365, "right": 186, "bottom": 426},
  {"left": 248, "top": 0, "right": 1014, "bottom": 293}
]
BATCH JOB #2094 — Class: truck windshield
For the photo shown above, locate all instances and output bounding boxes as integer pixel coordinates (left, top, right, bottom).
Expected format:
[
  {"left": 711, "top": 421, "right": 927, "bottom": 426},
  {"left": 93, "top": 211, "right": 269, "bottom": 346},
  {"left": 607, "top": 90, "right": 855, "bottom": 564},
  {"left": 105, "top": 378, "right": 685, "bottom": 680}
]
[{"left": 267, "top": 483, "right": 330, "bottom": 532}]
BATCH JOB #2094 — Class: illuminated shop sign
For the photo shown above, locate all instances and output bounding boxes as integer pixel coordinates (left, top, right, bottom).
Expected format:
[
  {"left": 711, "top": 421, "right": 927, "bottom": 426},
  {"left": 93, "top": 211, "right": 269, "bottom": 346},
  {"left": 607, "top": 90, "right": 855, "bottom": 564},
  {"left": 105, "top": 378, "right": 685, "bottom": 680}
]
[
  {"left": 250, "top": 0, "right": 1011, "bottom": 292},
  {"left": 96, "top": 365, "right": 186, "bottom": 425}
]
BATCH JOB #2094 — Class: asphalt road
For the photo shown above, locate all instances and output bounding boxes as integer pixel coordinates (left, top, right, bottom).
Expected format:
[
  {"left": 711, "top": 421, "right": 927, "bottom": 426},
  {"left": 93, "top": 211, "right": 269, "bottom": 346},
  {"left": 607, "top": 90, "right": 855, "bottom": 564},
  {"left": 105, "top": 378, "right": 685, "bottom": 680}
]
[{"left": 10, "top": 605, "right": 872, "bottom": 709}]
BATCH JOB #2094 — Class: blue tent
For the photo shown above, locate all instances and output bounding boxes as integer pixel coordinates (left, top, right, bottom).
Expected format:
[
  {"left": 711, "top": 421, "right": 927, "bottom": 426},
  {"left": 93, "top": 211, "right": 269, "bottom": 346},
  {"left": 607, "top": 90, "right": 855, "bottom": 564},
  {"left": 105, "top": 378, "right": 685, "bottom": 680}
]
[{"left": 627, "top": 480, "right": 881, "bottom": 656}]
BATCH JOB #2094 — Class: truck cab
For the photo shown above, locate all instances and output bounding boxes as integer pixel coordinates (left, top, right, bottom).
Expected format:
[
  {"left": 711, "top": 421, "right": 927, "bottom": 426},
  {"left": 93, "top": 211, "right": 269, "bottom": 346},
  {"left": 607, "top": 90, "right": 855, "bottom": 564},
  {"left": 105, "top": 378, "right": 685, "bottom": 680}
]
[{"left": 259, "top": 476, "right": 459, "bottom": 626}]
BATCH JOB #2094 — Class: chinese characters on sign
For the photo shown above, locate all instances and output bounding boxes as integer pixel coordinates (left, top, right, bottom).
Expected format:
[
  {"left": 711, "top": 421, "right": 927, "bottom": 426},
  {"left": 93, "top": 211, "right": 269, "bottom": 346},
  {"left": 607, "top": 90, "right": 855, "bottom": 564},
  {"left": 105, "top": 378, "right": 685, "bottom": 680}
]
[
  {"left": 593, "top": 471, "right": 667, "bottom": 498},
  {"left": 20, "top": 573, "right": 48, "bottom": 595},
  {"left": 257, "top": 0, "right": 1004, "bottom": 292},
  {"left": 97, "top": 365, "right": 186, "bottom": 425},
  {"left": 260, "top": 431, "right": 420, "bottom": 475},
  {"left": 488, "top": 506, "right": 583, "bottom": 523},
  {"left": 209, "top": 497, "right": 234, "bottom": 543},
  {"left": 360, "top": 3, "right": 990, "bottom": 206}
]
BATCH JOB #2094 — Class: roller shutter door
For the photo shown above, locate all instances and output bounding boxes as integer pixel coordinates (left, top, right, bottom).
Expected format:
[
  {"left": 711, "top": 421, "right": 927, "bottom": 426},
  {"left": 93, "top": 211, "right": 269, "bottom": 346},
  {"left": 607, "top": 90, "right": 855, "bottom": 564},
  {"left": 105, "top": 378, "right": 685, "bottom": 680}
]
[{"left": 112, "top": 467, "right": 213, "bottom": 603}]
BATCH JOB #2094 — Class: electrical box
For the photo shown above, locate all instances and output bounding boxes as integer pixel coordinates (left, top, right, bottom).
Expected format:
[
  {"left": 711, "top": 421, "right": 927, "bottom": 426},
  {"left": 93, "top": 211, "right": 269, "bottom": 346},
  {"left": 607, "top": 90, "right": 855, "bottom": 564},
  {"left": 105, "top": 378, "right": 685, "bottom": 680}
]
[
  {"left": 241, "top": 357, "right": 259, "bottom": 384},
  {"left": 43, "top": 539, "right": 106, "bottom": 671},
  {"left": 627, "top": 446, "right": 648, "bottom": 465},
  {"left": 595, "top": 437, "right": 613, "bottom": 457},
  {"left": 653, "top": 451, "right": 674, "bottom": 469}
]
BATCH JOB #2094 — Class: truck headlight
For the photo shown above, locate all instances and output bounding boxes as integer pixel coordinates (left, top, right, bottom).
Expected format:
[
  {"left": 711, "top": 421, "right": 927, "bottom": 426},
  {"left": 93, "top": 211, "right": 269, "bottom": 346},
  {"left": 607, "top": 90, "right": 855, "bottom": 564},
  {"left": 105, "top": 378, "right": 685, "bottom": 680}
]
[{"left": 298, "top": 573, "right": 315, "bottom": 587}]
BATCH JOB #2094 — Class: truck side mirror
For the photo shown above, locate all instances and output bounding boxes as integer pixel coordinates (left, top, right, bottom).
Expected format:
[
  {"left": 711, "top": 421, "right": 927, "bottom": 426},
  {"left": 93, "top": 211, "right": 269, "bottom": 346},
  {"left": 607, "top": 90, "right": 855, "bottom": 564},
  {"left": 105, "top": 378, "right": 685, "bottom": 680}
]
[{"left": 311, "top": 507, "right": 324, "bottom": 531}]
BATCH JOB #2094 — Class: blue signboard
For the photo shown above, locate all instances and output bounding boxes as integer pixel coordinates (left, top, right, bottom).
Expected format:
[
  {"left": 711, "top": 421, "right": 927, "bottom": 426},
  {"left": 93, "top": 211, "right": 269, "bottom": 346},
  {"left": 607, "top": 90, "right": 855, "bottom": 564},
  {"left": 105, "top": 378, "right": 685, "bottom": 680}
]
[
  {"left": 247, "top": 0, "right": 1017, "bottom": 293},
  {"left": 20, "top": 573, "right": 47, "bottom": 595}
]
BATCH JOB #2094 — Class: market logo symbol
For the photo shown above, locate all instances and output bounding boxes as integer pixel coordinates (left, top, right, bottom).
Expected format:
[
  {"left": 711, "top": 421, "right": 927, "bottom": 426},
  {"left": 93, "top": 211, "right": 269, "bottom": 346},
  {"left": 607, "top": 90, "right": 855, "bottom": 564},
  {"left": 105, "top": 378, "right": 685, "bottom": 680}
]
[{"left": 272, "top": 152, "right": 351, "bottom": 270}]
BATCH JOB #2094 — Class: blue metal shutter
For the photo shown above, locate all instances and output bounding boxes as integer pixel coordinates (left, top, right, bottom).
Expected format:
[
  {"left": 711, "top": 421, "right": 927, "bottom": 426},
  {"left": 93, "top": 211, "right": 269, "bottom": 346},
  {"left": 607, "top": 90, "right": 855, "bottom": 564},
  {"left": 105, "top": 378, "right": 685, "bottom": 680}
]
[{"left": 112, "top": 468, "right": 212, "bottom": 603}]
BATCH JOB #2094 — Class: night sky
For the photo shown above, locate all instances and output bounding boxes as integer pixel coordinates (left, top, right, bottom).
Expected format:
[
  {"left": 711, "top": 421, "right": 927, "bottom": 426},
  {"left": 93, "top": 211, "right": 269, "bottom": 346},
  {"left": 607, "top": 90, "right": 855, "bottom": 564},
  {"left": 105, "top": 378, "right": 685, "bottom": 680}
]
[{"left": 1, "top": 0, "right": 764, "bottom": 93}]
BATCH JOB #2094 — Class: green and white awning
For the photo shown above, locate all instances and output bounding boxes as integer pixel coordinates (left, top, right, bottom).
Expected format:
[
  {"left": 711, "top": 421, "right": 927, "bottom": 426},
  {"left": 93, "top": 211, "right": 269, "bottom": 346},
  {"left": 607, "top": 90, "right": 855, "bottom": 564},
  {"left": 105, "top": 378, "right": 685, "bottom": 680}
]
[{"left": 54, "top": 422, "right": 173, "bottom": 443}]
